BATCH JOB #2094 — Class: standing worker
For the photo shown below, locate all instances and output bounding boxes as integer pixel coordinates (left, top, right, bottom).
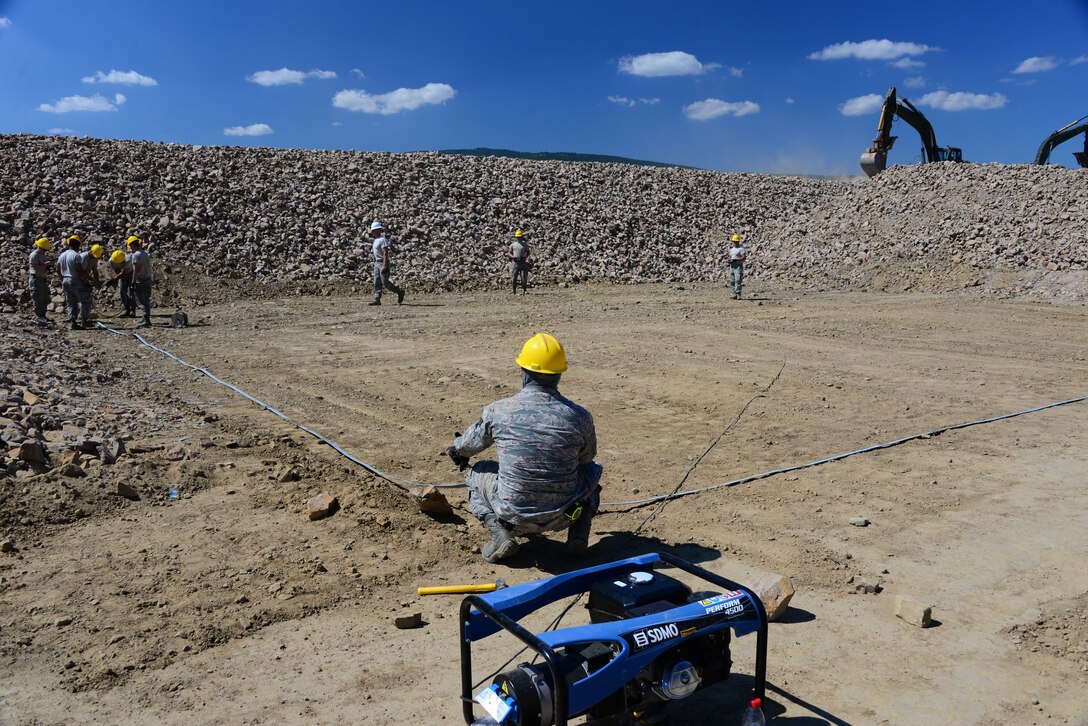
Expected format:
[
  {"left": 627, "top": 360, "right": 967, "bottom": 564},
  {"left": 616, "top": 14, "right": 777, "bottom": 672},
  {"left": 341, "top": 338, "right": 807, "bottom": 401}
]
[
  {"left": 80, "top": 243, "right": 105, "bottom": 318},
  {"left": 508, "top": 229, "right": 531, "bottom": 294},
  {"left": 56, "top": 235, "right": 93, "bottom": 330},
  {"left": 368, "top": 221, "right": 405, "bottom": 306},
  {"left": 28, "top": 237, "right": 54, "bottom": 326},
  {"left": 727, "top": 233, "right": 748, "bottom": 300},
  {"left": 108, "top": 249, "right": 136, "bottom": 317},
  {"left": 445, "top": 333, "right": 602, "bottom": 563},
  {"left": 128, "top": 236, "right": 154, "bottom": 328}
]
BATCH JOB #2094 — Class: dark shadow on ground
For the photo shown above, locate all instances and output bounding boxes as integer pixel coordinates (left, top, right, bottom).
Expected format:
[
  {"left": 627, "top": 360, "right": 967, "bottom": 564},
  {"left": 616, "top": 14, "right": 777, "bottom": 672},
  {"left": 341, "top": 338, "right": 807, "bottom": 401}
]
[
  {"left": 670, "top": 675, "right": 854, "bottom": 725},
  {"left": 497, "top": 530, "right": 721, "bottom": 575},
  {"left": 776, "top": 606, "right": 816, "bottom": 624}
]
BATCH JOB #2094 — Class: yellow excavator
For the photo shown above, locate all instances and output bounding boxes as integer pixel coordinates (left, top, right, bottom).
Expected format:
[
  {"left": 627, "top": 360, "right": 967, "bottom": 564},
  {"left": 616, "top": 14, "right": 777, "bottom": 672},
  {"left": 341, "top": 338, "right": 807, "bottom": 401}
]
[
  {"left": 860, "top": 86, "right": 963, "bottom": 177},
  {"left": 1034, "top": 114, "right": 1088, "bottom": 167}
]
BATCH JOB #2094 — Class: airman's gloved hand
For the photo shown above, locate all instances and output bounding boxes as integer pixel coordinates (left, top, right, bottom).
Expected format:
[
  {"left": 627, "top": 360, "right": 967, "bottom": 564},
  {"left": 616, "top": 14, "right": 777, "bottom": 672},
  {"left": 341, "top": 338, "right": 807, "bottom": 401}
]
[{"left": 446, "top": 446, "right": 469, "bottom": 471}]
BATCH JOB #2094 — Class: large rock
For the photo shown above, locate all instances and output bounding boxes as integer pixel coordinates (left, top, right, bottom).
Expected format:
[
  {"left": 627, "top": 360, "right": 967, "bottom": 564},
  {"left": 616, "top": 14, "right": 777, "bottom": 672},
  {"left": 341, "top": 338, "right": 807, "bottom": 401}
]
[
  {"left": 307, "top": 492, "right": 338, "bottom": 521},
  {"left": 894, "top": 594, "right": 933, "bottom": 628},
  {"left": 746, "top": 571, "right": 796, "bottom": 621},
  {"left": 17, "top": 439, "right": 47, "bottom": 465}
]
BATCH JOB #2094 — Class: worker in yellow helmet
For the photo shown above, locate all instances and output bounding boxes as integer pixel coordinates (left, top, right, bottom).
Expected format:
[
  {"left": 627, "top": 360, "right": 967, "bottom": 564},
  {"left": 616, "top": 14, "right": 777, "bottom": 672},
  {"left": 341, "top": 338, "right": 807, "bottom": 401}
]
[
  {"left": 446, "top": 333, "right": 602, "bottom": 562},
  {"left": 507, "top": 229, "right": 532, "bottom": 294},
  {"left": 108, "top": 250, "right": 136, "bottom": 317},
  {"left": 727, "top": 233, "right": 748, "bottom": 299},
  {"left": 55, "top": 235, "right": 94, "bottom": 330},
  {"left": 127, "top": 237, "right": 154, "bottom": 328},
  {"left": 28, "top": 237, "right": 54, "bottom": 326}
]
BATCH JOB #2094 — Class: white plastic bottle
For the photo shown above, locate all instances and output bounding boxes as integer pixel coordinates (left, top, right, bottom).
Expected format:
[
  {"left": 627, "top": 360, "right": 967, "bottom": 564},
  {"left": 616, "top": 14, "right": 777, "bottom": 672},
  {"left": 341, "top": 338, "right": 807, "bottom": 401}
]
[{"left": 741, "top": 696, "right": 766, "bottom": 725}]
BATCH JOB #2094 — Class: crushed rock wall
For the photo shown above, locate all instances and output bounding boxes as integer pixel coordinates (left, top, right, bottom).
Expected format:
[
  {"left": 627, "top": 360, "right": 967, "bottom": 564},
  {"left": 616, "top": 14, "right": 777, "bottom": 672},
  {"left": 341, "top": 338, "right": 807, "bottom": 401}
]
[{"left": 1, "top": 134, "right": 1085, "bottom": 306}]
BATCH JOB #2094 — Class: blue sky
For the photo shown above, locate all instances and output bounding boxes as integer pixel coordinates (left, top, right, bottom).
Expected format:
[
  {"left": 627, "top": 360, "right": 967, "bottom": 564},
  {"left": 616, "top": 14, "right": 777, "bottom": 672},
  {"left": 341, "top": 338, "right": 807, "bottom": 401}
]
[{"left": 1, "top": 0, "right": 1087, "bottom": 174}]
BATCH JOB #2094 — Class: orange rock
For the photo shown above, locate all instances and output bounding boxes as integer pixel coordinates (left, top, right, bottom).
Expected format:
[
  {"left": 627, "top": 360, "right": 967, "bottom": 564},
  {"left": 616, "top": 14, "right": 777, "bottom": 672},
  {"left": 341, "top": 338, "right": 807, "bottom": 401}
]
[{"left": 307, "top": 492, "right": 338, "bottom": 520}]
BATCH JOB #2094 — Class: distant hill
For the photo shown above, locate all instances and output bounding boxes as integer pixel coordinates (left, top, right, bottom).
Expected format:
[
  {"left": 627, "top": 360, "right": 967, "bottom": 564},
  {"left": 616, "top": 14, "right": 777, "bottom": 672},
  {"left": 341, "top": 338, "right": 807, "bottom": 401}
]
[{"left": 438, "top": 147, "right": 693, "bottom": 169}]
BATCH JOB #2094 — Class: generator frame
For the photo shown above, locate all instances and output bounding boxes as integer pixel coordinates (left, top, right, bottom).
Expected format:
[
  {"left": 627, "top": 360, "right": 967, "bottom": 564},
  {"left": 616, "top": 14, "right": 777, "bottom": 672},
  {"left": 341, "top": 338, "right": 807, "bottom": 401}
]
[{"left": 459, "top": 552, "right": 768, "bottom": 726}]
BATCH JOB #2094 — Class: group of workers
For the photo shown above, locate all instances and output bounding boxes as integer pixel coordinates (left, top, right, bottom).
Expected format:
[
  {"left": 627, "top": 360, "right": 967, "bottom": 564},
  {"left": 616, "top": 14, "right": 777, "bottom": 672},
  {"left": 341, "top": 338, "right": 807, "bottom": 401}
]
[
  {"left": 368, "top": 225, "right": 748, "bottom": 300},
  {"left": 28, "top": 234, "right": 154, "bottom": 330}
]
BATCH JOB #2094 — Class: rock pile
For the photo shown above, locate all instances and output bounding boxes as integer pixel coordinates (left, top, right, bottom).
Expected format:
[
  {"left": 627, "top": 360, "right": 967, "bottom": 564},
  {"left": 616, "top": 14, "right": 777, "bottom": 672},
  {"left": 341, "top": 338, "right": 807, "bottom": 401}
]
[
  {"left": 0, "top": 134, "right": 1084, "bottom": 306},
  {"left": 0, "top": 315, "right": 176, "bottom": 533}
]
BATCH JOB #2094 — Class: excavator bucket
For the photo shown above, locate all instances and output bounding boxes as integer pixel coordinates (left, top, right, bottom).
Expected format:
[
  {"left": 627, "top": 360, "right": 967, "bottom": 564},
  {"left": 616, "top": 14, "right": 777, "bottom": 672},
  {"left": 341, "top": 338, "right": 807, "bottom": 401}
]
[
  {"left": 1074, "top": 152, "right": 1088, "bottom": 168},
  {"left": 860, "top": 149, "right": 887, "bottom": 177}
]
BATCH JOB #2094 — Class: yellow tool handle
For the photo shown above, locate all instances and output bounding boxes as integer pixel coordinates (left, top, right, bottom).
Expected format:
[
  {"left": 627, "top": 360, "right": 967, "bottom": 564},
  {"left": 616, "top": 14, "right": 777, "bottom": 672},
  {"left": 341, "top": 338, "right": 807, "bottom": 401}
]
[{"left": 417, "top": 583, "right": 497, "bottom": 596}]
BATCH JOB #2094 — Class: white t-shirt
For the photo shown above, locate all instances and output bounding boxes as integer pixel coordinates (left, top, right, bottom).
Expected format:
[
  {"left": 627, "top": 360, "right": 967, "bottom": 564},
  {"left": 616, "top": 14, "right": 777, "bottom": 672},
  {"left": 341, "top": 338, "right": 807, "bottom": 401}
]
[
  {"left": 372, "top": 236, "right": 390, "bottom": 263},
  {"left": 728, "top": 246, "right": 747, "bottom": 263}
]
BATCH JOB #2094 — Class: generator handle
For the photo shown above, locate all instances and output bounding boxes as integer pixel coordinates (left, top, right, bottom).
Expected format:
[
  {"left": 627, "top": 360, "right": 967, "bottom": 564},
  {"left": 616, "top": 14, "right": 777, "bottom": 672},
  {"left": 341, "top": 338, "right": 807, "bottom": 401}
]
[
  {"left": 657, "top": 552, "right": 768, "bottom": 704},
  {"left": 460, "top": 594, "right": 570, "bottom": 726}
]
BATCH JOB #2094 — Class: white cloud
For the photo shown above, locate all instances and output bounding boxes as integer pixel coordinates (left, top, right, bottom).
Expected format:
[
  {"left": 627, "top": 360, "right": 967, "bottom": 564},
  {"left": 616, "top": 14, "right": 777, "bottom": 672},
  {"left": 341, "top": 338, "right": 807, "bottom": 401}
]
[
  {"left": 332, "top": 82, "right": 455, "bottom": 115},
  {"left": 917, "top": 90, "right": 1007, "bottom": 111},
  {"left": 619, "top": 51, "right": 718, "bottom": 77},
  {"left": 114, "top": 93, "right": 126, "bottom": 106},
  {"left": 82, "top": 69, "right": 158, "bottom": 86},
  {"left": 1012, "top": 56, "right": 1057, "bottom": 74},
  {"left": 331, "top": 121, "right": 343, "bottom": 127},
  {"left": 48, "top": 128, "right": 75, "bottom": 135},
  {"left": 223, "top": 123, "right": 274, "bottom": 137},
  {"left": 1072, "top": 55, "right": 1088, "bottom": 66},
  {"left": 247, "top": 68, "right": 338, "bottom": 86},
  {"left": 839, "top": 93, "right": 884, "bottom": 116},
  {"left": 809, "top": 39, "right": 935, "bottom": 61},
  {"left": 683, "top": 98, "right": 760, "bottom": 121},
  {"left": 785, "top": 97, "right": 796, "bottom": 104},
  {"left": 351, "top": 68, "right": 366, "bottom": 79},
  {"left": 903, "top": 75, "right": 926, "bottom": 89},
  {"left": 727, "top": 66, "right": 744, "bottom": 78},
  {"left": 607, "top": 95, "right": 660, "bottom": 107},
  {"left": 0, "top": 17, "right": 11, "bottom": 28},
  {"left": 889, "top": 57, "right": 925, "bottom": 69},
  {"left": 37, "top": 93, "right": 124, "bottom": 113}
]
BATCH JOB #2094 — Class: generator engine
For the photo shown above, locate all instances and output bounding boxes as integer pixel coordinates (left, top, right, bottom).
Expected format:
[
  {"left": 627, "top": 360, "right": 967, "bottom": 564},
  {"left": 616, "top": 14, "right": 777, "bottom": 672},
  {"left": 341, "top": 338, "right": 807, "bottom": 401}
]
[{"left": 459, "top": 553, "right": 768, "bottom": 726}]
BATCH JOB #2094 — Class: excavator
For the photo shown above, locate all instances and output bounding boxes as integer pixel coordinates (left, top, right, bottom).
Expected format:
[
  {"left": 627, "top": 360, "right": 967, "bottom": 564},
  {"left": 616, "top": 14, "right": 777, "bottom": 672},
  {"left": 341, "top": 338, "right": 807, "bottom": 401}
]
[
  {"left": 860, "top": 86, "right": 963, "bottom": 177},
  {"left": 1033, "top": 114, "right": 1088, "bottom": 167}
]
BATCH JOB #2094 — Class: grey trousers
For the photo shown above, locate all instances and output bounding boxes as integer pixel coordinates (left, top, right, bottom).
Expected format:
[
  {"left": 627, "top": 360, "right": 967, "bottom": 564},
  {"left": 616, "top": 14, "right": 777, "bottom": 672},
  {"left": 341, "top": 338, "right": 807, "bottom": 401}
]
[
  {"left": 62, "top": 279, "right": 91, "bottom": 322},
  {"left": 373, "top": 263, "right": 403, "bottom": 300},
  {"left": 730, "top": 264, "right": 744, "bottom": 296},
  {"left": 134, "top": 280, "right": 152, "bottom": 319},
  {"left": 119, "top": 277, "right": 135, "bottom": 314},
  {"left": 29, "top": 276, "right": 50, "bottom": 318},
  {"left": 465, "top": 460, "right": 602, "bottom": 535},
  {"left": 512, "top": 259, "right": 529, "bottom": 291}
]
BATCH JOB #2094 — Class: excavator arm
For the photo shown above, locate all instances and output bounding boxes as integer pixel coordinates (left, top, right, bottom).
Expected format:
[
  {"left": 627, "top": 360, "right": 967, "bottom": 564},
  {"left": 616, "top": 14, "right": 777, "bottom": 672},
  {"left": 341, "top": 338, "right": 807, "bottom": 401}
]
[
  {"left": 860, "top": 88, "right": 898, "bottom": 177},
  {"left": 860, "top": 86, "right": 956, "bottom": 176},
  {"left": 896, "top": 98, "right": 940, "bottom": 162},
  {"left": 1034, "top": 115, "right": 1088, "bottom": 167}
]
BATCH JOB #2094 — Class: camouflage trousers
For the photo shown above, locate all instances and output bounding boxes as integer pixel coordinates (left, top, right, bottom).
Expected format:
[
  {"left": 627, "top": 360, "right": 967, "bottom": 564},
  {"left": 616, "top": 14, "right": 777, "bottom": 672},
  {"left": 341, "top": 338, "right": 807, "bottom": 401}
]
[
  {"left": 465, "top": 460, "right": 602, "bottom": 534},
  {"left": 29, "top": 276, "right": 49, "bottom": 318}
]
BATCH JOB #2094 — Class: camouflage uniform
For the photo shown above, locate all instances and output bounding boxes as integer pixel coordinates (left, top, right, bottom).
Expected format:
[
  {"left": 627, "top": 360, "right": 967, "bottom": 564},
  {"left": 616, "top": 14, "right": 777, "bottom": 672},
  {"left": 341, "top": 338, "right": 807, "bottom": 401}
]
[{"left": 454, "top": 378, "right": 601, "bottom": 534}]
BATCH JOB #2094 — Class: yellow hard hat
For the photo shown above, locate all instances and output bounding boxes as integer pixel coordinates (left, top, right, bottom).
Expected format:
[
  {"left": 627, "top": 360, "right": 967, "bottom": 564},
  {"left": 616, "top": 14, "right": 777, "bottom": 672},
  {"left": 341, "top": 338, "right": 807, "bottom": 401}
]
[
  {"left": 110, "top": 250, "right": 126, "bottom": 264},
  {"left": 731, "top": 234, "right": 742, "bottom": 243},
  {"left": 514, "top": 230, "right": 525, "bottom": 238},
  {"left": 67, "top": 234, "right": 82, "bottom": 246},
  {"left": 91, "top": 244, "right": 104, "bottom": 258},
  {"left": 34, "top": 237, "right": 52, "bottom": 251},
  {"left": 516, "top": 333, "right": 568, "bottom": 375},
  {"left": 126, "top": 235, "right": 143, "bottom": 249}
]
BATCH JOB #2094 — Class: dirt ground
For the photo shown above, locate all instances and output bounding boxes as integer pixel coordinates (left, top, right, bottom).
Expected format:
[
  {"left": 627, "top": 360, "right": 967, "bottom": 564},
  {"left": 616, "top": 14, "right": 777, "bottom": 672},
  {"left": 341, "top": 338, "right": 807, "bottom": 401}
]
[{"left": 2, "top": 282, "right": 1086, "bottom": 726}]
